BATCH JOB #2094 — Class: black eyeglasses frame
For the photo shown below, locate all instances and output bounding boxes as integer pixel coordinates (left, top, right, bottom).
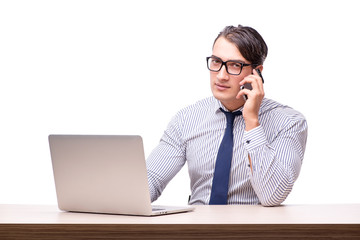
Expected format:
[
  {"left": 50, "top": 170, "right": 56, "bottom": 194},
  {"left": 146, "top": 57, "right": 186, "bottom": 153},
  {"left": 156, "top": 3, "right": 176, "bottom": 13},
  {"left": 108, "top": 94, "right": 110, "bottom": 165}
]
[{"left": 206, "top": 56, "right": 257, "bottom": 75}]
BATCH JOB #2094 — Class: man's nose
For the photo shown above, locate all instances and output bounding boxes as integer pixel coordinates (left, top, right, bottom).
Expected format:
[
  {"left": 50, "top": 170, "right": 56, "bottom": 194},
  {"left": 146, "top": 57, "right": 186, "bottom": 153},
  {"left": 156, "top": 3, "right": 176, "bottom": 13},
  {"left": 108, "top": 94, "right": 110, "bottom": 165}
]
[{"left": 217, "top": 64, "right": 229, "bottom": 80}]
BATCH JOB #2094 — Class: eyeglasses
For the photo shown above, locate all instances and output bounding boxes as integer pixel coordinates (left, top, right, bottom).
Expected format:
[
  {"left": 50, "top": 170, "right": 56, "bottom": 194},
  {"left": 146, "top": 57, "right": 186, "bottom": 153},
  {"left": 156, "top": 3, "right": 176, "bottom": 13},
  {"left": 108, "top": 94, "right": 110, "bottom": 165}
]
[{"left": 206, "top": 56, "right": 255, "bottom": 75}]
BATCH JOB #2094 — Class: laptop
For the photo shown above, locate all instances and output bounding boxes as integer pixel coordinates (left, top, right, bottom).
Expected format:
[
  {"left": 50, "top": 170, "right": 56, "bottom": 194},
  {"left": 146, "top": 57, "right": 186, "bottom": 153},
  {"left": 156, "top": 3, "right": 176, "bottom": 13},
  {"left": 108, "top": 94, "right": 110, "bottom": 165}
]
[{"left": 48, "top": 134, "right": 194, "bottom": 216}]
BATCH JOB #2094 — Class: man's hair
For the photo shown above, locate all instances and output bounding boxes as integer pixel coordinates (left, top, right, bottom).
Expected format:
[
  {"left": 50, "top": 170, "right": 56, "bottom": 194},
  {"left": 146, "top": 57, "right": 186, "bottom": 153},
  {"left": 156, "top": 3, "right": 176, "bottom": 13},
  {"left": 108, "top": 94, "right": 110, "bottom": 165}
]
[{"left": 214, "top": 25, "right": 268, "bottom": 66}]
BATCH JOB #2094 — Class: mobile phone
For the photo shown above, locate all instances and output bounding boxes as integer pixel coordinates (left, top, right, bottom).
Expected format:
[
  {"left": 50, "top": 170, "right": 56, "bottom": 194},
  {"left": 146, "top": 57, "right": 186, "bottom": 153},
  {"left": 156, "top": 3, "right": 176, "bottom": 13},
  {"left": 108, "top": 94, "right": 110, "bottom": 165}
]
[
  {"left": 240, "top": 68, "right": 264, "bottom": 100},
  {"left": 255, "top": 68, "right": 264, "bottom": 83}
]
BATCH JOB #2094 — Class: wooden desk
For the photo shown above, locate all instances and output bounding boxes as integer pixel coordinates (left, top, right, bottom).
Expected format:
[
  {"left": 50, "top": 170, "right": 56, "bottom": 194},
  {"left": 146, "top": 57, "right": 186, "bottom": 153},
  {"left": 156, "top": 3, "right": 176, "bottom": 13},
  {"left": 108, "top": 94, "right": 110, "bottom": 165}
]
[{"left": 1, "top": 204, "right": 359, "bottom": 239}]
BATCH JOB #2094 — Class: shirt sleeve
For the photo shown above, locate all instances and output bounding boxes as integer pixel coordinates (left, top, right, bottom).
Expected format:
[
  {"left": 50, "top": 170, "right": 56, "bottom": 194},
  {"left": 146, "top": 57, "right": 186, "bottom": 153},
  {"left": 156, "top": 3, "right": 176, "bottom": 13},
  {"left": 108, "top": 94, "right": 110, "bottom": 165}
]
[
  {"left": 243, "top": 115, "right": 308, "bottom": 207},
  {"left": 146, "top": 112, "right": 187, "bottom": 202}
]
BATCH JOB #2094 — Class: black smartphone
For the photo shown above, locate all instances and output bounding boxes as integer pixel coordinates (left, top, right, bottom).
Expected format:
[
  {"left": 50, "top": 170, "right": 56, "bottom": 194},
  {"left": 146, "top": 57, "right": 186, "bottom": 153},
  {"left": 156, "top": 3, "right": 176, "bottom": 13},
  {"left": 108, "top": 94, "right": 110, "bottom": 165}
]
[
  {"left": 255, "top": 68, "right": 264, "bottom": 83},
  {"left": 240, "top": 68, "right": 264, "bottom": 100}
]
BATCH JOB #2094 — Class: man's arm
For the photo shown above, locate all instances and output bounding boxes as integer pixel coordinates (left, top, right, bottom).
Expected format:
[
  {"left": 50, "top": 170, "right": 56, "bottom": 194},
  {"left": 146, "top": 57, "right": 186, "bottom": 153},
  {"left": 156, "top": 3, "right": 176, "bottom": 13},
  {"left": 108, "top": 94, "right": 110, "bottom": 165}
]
[
  {"left": 243, "top": 118, "right": 308, "bottom": 206},
  {"left": 146, "top": 113, "right": 186, "bottom": 202},
  {"left": 237, "top": 69, "right": 307, "bottom": 206}
]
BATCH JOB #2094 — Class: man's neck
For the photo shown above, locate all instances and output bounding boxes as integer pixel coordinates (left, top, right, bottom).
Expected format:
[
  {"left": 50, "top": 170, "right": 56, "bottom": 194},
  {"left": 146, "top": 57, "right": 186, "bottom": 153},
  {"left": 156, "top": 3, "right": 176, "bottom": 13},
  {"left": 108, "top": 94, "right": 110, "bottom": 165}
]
[{"left": 220, "top": 99, "right": 245, "bottom": 112}]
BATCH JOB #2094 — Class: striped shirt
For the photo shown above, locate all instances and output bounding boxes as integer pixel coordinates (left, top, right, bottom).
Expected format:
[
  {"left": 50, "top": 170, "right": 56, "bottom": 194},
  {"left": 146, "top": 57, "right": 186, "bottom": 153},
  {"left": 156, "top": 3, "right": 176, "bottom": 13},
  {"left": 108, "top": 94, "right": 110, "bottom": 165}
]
[{"left": 146, "top": 97, "right": 308, "bottom": 206}]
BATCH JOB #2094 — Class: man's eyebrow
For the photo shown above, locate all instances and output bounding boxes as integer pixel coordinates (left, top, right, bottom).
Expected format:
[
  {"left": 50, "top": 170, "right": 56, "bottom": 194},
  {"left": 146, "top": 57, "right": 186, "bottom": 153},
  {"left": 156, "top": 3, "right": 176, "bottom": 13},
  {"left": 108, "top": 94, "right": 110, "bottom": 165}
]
[{"left": 211, "top": 55, "right": 246, "bottom": 63}]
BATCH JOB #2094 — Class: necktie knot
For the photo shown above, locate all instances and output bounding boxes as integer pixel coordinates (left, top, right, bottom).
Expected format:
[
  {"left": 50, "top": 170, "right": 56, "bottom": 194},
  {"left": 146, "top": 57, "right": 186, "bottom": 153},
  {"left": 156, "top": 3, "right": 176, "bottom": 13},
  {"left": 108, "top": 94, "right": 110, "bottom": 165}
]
[{"left": 219, "top": 108, "right": 242, "bottom": 126}]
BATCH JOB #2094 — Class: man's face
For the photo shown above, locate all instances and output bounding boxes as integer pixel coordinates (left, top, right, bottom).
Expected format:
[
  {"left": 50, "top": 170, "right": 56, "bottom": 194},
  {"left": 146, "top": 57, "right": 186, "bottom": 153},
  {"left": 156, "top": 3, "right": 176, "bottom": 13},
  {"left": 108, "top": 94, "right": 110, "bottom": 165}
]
[{"left": 210, "top": 37, "right": 253, "bottom": 111}]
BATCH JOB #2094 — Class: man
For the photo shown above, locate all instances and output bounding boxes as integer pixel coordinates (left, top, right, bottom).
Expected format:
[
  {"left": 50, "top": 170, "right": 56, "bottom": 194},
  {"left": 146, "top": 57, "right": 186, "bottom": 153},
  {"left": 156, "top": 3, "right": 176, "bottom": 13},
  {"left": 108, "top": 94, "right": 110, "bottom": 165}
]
[{"left": 146, "top": 25, "right": 308, "bottom": 206}]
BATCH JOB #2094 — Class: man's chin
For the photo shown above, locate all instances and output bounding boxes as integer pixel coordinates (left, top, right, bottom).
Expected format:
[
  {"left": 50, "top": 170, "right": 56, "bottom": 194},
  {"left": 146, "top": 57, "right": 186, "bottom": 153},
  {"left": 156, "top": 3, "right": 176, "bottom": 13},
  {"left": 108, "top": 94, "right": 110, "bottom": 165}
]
[
  {"left": 212, "top": 92, "right": 245, "bottom": 110},
  {"left": 212, "top": 91, "right": 235, "bottom": 102}
]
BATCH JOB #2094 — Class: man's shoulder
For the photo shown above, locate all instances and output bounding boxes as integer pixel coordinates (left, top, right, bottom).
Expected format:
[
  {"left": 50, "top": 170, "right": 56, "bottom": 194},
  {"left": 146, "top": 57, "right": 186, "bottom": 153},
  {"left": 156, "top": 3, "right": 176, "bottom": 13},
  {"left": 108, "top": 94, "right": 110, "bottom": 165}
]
[
  {"left": 167, "top": 97, "right": 216, "bottom": 129},
  {"left": 179, "top": 96, "right": 217, "bottom": 114},
  {"left": 261, "top": 98, "right": 306, "bottom": 123}
]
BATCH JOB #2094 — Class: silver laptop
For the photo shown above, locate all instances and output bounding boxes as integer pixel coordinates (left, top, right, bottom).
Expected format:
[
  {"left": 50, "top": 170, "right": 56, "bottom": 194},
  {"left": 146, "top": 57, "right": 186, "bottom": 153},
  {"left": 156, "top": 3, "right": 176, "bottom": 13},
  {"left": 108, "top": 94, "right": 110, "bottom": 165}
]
[{"left": 48, "top": 135, "right": 194, "bottom": 216}]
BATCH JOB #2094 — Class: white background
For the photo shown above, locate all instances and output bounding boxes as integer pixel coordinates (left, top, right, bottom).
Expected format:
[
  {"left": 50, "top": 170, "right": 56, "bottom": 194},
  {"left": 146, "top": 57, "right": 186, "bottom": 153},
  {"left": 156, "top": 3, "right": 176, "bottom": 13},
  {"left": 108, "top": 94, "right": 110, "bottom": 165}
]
[{"left": 0, "top": 0, "right": 359, "bottom": 206}]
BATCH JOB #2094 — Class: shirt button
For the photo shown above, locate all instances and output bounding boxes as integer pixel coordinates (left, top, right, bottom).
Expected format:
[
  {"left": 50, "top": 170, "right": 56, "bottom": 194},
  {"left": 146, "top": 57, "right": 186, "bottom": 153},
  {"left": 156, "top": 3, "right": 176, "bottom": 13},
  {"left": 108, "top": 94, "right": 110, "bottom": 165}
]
[{"left": 246, "top": 140, "right": 251, "bottom": 144}]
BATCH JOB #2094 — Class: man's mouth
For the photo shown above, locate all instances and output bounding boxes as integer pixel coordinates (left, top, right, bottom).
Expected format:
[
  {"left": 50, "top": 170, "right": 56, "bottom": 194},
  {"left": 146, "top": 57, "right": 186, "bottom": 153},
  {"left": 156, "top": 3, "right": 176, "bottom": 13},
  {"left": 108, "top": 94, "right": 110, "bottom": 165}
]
[{"left": 215, "top": 83, "right": 230, "bottom": 91}]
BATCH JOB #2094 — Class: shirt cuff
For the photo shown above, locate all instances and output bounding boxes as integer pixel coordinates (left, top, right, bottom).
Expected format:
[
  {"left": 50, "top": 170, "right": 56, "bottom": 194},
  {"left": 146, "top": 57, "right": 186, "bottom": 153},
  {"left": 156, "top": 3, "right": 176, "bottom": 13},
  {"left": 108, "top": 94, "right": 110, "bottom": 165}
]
[{"left": 243, "top": 125, "right": 268, "bottom": 152}]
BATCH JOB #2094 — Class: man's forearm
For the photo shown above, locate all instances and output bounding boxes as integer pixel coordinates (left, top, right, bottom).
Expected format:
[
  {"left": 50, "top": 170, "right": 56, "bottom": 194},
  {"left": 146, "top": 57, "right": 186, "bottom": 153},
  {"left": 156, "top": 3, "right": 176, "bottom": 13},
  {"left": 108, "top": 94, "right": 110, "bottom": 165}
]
[{"left": 243, "top": 125, "right": 304, "bottom": 206}]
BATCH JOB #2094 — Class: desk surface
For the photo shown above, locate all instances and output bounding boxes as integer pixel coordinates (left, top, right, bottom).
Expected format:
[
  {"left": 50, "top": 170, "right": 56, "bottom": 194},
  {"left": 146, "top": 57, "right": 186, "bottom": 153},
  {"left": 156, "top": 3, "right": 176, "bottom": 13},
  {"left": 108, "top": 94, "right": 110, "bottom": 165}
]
[
  {"left": 1, "top": 203, "right": 360, "bottom": 224},
  {"left": 1, "top": 204, "right": 360, "bottom": 239}
]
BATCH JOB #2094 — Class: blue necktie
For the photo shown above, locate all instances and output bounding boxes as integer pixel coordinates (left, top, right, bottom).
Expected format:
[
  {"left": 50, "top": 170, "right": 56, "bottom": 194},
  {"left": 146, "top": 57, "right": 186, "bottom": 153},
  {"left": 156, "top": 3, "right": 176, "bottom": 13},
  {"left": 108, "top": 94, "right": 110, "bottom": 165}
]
[{"left": 209, "top": 108, "right": 242, "bottom": 205}]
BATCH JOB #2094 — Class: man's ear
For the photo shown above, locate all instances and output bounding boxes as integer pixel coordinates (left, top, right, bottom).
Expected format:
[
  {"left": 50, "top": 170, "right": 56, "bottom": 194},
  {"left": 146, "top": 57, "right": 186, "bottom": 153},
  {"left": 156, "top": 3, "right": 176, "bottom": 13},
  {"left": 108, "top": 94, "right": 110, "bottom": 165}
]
[{"left": 256, "top": 65, "right": 263, "bottom": 72}]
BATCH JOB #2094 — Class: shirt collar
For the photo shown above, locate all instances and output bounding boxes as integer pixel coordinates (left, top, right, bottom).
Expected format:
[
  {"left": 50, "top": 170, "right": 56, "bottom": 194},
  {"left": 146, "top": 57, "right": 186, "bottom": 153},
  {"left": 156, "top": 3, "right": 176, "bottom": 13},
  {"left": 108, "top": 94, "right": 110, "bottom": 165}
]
[{"left": 213, "top": 97, "right": 244, "bottom": 114}]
